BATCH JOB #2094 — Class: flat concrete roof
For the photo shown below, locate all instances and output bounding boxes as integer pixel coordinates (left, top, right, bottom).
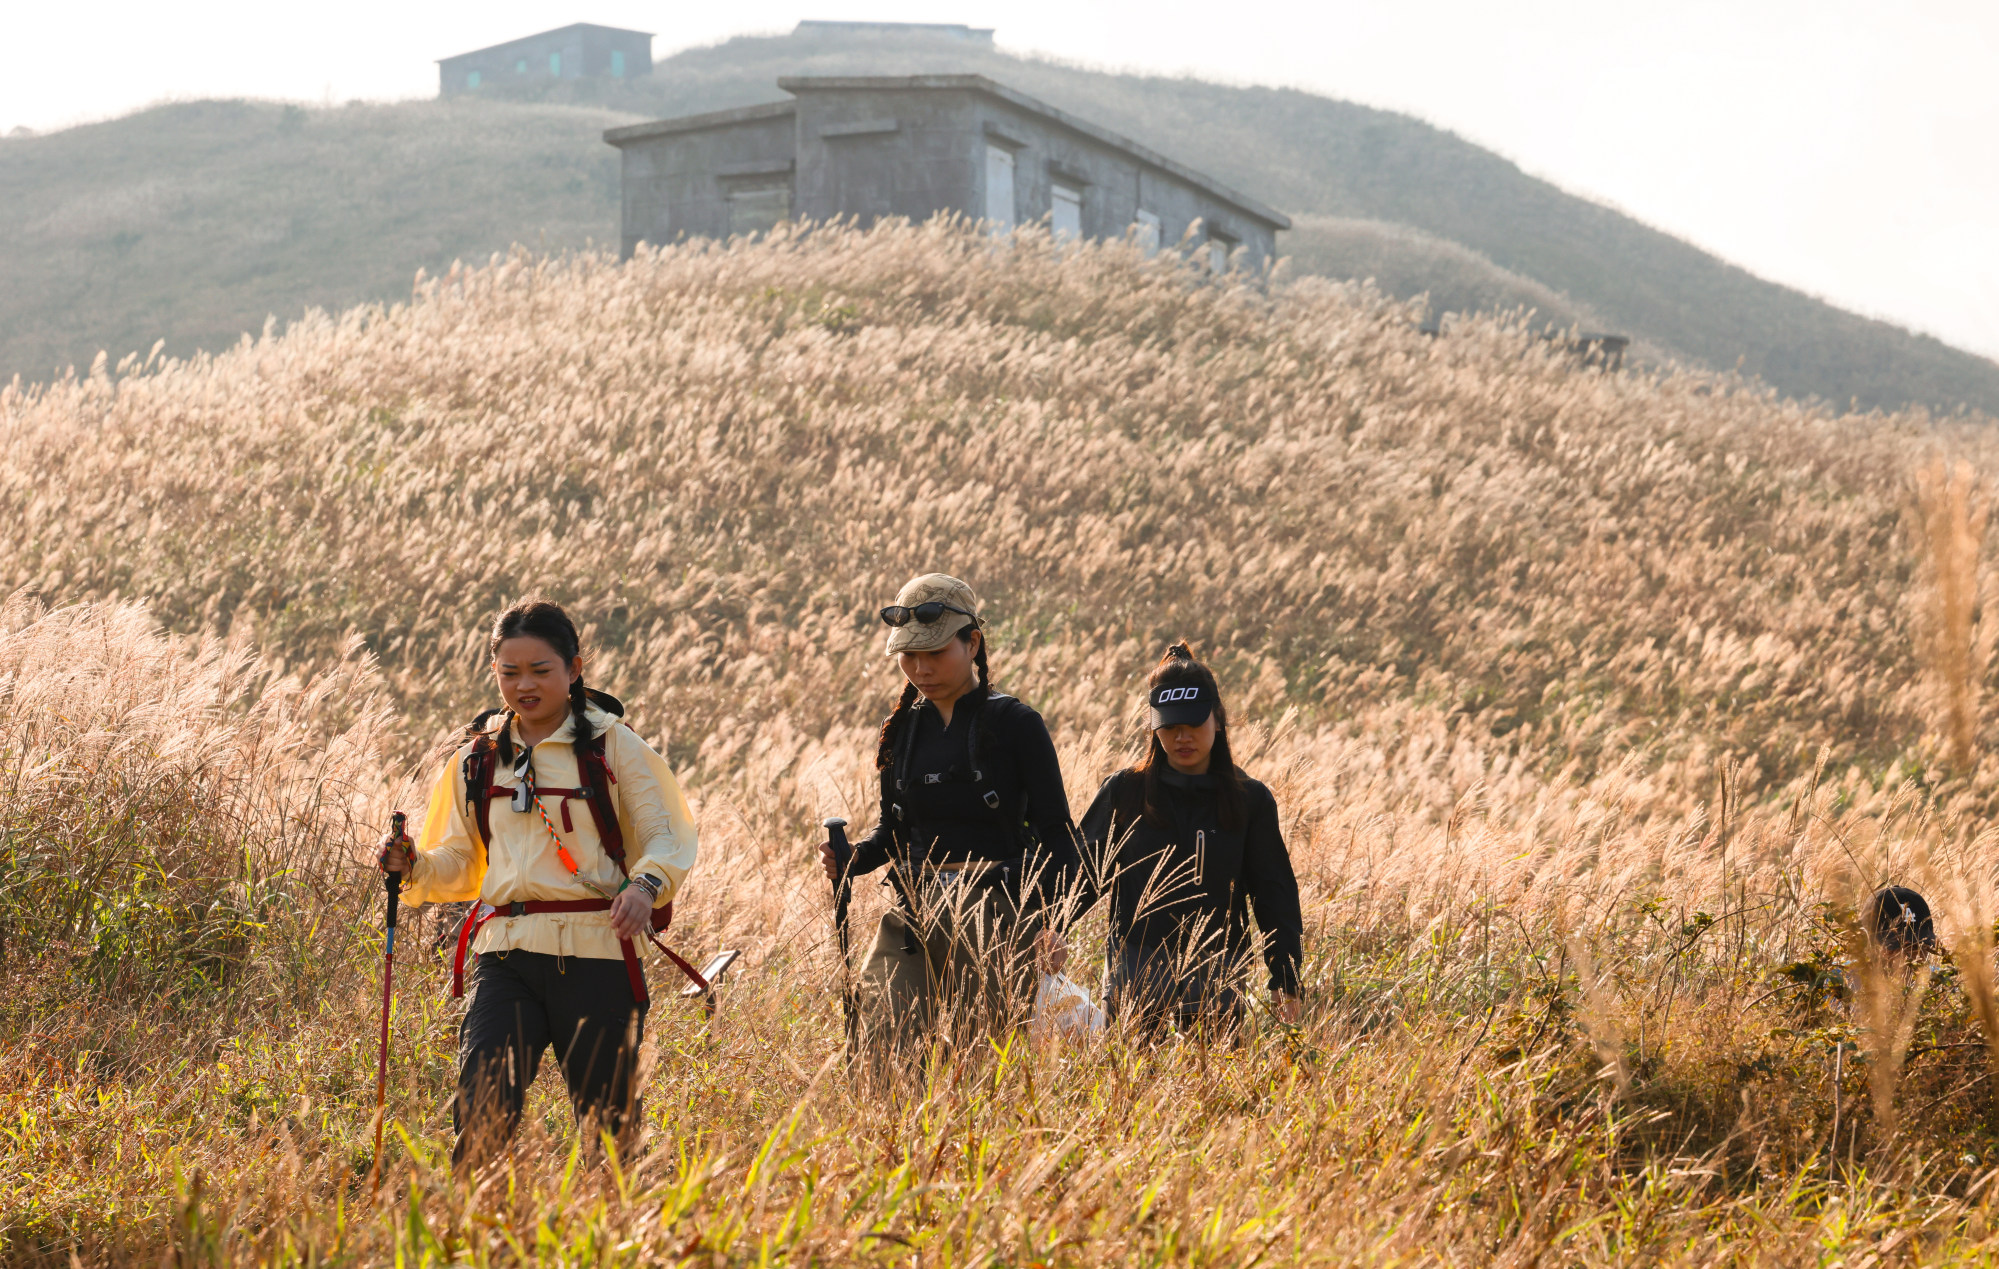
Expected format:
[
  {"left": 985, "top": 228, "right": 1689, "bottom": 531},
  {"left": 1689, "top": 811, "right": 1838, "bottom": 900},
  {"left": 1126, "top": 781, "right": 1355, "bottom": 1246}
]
[
  {"left": 601, "top": 74, "right": 1290, "bottom": 231},
  {"left": 603, "top": 101, "right": 797, "bottom": 146},
  {"left": 794, "top": 21, "right": 995, "bottom": 40},
  {"left": 438, "top": 23, "right": 653, "bottom": 66}
]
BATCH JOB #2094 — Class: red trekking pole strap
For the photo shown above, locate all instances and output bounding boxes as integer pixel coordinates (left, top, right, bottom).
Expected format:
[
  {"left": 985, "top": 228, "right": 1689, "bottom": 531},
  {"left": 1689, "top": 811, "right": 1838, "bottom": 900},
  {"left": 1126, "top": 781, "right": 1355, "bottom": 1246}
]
[{"left": 640, "top": 925, "right": 709, "bottom": 993}]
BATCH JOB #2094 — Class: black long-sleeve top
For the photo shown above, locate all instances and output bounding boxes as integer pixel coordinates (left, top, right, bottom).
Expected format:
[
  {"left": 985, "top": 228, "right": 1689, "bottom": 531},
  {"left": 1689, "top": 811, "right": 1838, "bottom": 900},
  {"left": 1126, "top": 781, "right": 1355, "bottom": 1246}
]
[
  {"left": 850, "top": 686, "right": 1078, "bottom": 910},
  {"left": 1077, "top": 766, "right": 1303, "bottom": 994}
]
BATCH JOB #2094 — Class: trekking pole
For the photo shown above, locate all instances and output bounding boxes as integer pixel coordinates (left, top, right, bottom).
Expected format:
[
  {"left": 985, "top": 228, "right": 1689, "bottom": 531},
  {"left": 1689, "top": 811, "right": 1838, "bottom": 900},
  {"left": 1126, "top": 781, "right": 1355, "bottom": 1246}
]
[
  {"left": 367, "top": 811, "right": 407, "bottom": 1195},
  {"left": 823, "top": 818, "right": 856, "bottom": 1040},
  {"left": 824, "top": 818, "right": 854, "bottom": 958}
]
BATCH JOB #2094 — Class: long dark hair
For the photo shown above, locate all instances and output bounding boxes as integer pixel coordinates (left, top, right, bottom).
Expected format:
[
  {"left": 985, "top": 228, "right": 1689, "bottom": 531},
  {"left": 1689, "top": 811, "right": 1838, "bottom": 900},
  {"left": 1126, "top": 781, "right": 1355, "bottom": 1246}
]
[
  {"left": 875, "top": 623, "right": 989, "bottom": 770},
  {"left": 473, "top": 596, "right": 596, "bottom": 763},
  {"left": 1131, "top": 641, "right": 1246, "bottom": 832}
]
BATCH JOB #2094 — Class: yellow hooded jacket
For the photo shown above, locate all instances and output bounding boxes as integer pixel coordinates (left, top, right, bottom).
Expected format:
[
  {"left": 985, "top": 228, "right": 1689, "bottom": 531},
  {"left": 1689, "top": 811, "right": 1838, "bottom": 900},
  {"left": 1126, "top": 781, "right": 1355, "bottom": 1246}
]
[{"left": 403, "top": 702, "right": 698, "bottom": 962}]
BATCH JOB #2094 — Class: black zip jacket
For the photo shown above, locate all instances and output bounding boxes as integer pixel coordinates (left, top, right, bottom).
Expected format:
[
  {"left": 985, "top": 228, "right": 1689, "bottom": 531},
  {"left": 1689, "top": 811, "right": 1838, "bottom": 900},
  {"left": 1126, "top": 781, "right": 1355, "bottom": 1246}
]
[
  {"left": 1078, "top": 766, "right": 1303, "bottom": 994},
  {"left": 849, "top": 686, "right": 1079, "bottom": 911}
]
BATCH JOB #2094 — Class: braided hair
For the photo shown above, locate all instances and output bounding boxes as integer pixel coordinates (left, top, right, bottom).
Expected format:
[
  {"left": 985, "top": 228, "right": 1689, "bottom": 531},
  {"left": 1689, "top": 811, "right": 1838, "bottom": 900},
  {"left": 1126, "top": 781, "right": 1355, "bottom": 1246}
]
[
  {"left": 1132, "top": 640, "right": 1246, "bottom": 831},
  {"left": 472, "top": 596, "right": 597, "bottom": 764},
  {"left": 875, "top": 622, "right": 988, "bottom": 770},
  {"left": 971, "top": 630, "right": 990, "bottom": 692}
]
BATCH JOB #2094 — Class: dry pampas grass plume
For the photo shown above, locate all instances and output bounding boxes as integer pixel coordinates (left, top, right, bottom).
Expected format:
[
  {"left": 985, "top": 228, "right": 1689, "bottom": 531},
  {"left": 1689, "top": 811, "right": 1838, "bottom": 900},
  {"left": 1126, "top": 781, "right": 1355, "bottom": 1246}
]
[{"left": 1909, "top": 457, "right": 1993, "bottom": 774}]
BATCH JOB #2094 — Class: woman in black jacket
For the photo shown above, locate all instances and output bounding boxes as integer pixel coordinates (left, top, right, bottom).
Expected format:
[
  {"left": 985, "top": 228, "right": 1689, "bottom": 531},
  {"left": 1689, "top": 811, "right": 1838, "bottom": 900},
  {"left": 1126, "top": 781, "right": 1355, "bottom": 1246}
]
[
  {"left": 818, "top": 573, "right": 1078, "bottom": 1070},
  {"left": 1078, "top": 643, "right": 1303, "bottom": 1035}
]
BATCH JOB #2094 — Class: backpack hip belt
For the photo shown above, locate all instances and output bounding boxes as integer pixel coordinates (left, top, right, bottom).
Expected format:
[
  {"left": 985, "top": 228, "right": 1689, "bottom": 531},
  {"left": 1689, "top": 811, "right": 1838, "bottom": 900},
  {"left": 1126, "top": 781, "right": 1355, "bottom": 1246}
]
[{"left": 450, "top": 897, "right": 707, "bottom": 1005}]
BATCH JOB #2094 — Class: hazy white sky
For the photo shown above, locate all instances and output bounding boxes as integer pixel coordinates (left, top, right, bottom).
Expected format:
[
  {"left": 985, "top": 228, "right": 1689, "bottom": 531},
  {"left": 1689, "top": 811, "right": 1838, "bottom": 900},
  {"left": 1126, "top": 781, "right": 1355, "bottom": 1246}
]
[{"left": 5, "top": 1, "right": 1995, "bottom": 360}]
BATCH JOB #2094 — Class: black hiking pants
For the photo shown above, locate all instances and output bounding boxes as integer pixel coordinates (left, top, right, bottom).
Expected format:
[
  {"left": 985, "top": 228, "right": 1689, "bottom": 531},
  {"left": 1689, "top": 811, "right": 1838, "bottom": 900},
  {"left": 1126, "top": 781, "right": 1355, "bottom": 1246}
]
[
  {"left": 454, "top": 949, "right": 646, "bottom": 1167},
  {"left": 1106, "top": 940, "right": 1245, "bottom": 1040}
]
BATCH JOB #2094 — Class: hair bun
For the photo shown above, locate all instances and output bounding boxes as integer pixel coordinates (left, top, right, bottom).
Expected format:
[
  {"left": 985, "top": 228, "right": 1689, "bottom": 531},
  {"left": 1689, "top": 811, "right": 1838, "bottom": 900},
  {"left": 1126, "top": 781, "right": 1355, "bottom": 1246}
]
[{"left": 1165, "top": 641, "right": 1194, "bottom": 663}]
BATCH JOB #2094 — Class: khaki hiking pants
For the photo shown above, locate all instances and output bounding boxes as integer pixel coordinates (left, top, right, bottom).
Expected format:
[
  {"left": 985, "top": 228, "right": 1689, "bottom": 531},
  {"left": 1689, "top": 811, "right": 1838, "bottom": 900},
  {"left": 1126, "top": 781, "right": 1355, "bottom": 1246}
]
[{"left": 853, "top": 874, "right": 1040, "bottom": 1077}]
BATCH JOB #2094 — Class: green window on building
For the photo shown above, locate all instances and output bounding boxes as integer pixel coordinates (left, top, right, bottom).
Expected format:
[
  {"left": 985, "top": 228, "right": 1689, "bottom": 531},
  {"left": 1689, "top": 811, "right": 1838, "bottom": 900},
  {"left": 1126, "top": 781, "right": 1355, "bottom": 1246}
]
[
  {"left": 515, "top": 59, "right": 527, "bottom": 73},
  {"left": 611, "top": 50, "right": 625, "bottom": 77},
  {"left": 549, "top": 52, "right": 562, "bottom": 76},
  {"left": 466, "top": 70, "right": 481, "bottom": 89}
]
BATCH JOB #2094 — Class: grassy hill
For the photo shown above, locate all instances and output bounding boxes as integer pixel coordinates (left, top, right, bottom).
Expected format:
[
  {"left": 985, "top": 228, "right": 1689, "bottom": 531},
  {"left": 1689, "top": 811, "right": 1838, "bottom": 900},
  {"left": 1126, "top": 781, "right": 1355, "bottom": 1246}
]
[
  {"left": 2, "top": 27, "right": 1996, "bottom": 416},
  {"left": 8, "top": 222, "right": 1999, "bottom": 1262},
  {"left": 0, "top": 97, "right": 625, "bottom": 381},
  {"left": 1282, "top": 214, "right": 1604, "bottom": 334}
]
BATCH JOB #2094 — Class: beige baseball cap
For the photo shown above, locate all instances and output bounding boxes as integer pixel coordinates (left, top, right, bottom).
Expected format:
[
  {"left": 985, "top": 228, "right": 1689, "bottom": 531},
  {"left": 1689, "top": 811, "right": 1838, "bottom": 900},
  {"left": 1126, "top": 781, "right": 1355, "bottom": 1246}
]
[{"left": 882, "top": 573, "right": 981, "bottom": 656}]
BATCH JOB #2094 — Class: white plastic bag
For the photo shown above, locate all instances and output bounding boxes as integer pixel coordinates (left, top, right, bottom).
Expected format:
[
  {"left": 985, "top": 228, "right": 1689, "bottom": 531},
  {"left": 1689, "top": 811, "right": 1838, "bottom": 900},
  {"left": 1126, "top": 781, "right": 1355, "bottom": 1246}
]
[{"left": 1030, "top": 971, "right": 1106, "bottom": 1041}]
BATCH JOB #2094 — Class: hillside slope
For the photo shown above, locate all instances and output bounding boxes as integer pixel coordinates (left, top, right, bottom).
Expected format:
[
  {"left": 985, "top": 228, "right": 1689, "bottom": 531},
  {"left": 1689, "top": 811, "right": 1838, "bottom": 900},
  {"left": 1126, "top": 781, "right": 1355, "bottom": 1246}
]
[
  {"left": 606, "top": 30, "right": 1999, "bottom": 414},
  {"left": 2, "top": 27, "right": 1995, "bottom": 417},
  {"left": 12, "top": 225, "right": 1999, "bottom": 1263},
  {"left": 1, "top": 221, "right": 1987, "bottom": 808},
  {"left": 1281, "top": 214, "right": 1603, "bottom": 334},
  {"left": 0, "top": 97, "right": 625, "bottom": 380}
]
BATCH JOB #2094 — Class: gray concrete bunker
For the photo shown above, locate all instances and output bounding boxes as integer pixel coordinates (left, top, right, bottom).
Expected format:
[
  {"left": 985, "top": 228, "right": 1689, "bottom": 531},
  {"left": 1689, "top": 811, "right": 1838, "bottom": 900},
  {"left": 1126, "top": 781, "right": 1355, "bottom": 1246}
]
[
  {"left": 604, "top": 75, "right": 1289, "bottom": 269},
  {"left": 438, "top": 24, "right": 653, "bottom": 97}
]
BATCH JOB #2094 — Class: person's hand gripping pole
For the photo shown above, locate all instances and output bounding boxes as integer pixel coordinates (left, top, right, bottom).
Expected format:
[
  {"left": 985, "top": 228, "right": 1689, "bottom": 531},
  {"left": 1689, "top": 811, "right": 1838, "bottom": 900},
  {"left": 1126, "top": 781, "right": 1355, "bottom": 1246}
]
[{"left": 368, "top": 810, "right": 410, "bottom": 1194}]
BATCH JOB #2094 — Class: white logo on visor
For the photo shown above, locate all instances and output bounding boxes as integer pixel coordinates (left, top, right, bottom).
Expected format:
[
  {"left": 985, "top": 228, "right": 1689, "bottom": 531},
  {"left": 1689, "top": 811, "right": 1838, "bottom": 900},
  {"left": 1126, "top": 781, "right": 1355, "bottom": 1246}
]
[{"left": 1156, "top": 687, "right": 1201, "bottom": 703}]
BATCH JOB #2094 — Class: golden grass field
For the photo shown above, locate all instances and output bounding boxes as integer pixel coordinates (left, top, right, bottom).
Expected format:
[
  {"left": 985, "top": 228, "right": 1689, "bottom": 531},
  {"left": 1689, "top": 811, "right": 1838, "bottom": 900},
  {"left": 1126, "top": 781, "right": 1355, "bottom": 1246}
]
[{"left": 8, "top": 220, "right": 1999, "bottom": 1264}]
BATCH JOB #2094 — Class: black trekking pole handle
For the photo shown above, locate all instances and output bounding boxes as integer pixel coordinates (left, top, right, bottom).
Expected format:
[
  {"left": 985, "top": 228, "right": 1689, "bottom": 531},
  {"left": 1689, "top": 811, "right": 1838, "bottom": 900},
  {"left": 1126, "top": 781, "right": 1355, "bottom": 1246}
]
[
  {"left": 823, "top": 817, "right": 853, "bottom": 961},
  {"left": 823, "top": 817, "right": 857, "bottom": 1045}
]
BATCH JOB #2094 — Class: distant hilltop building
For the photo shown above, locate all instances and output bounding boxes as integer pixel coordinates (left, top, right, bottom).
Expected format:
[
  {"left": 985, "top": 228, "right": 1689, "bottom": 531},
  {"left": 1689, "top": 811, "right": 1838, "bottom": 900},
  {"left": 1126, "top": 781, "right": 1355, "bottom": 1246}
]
[
  {"left": 437, "top": 23, "right": 652, "bottom": 97},
  {"left": 603, "top": 75, "right": 1289, "bottom": 268},
  {"left": 793, "top": 20, "right": 995, "bottom": 43}
]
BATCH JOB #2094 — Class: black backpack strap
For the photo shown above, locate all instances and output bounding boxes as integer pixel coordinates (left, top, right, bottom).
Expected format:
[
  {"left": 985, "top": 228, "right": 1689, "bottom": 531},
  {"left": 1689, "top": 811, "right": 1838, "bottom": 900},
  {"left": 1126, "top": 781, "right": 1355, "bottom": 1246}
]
[
  {"left": 461, "top": 741, "right": 497, "bottom": 852},
  {"left": 967, "top": 692, "right": 1013, "bottom": 811},
  {"left": 888, "top": 698, "right": 926, "bottom": 820}
]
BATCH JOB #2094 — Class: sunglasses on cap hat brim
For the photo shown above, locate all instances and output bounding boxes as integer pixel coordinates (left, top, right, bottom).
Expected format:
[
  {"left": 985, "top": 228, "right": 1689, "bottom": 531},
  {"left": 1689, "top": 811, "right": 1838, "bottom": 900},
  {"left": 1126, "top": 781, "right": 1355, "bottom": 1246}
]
[{"left": 880, "top": 601, "right": 977, "bottom": 628}]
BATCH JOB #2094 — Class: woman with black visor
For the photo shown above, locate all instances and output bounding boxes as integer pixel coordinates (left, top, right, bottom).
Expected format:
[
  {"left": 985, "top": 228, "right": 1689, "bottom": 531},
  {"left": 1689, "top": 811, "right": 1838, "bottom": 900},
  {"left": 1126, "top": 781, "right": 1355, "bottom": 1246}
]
[
  {"left": 1078, "top": 642, "right": 1303, "bottom": 1036},
  {"left": 818, "top": 573, "right": 1078, "bottom": 1070}
]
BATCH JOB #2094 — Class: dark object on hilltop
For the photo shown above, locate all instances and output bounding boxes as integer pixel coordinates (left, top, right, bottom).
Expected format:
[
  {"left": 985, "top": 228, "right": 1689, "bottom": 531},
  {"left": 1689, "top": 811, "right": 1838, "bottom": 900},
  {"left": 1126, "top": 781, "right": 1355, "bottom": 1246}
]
[
  {"left": 603, "top": 75, "right": 1290, "bottom": 272},
  {"left": 1540, "top": 331, "right": 1629, "bottom": 372},
  {"left": 1865, "top": 886, "right": 1937, "bottom": 957},
  {"left": 438, "top": 24, "right": 653, "bottom": 98}
]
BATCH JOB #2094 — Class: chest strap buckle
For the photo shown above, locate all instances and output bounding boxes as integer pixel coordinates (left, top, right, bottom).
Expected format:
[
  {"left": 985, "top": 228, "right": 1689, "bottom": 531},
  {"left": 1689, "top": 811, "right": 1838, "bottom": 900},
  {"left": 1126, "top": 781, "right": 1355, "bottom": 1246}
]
[{"left": 983, "top": 791, "right": 1001, "bottom": 809}]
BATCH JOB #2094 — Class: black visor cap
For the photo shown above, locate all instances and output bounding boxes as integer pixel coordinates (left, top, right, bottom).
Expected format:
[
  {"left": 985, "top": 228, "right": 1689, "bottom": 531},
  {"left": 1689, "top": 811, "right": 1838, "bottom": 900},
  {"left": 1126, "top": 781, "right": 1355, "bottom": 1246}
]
[{"left": 1149, "top": 683, "right": 1215, "bottom": 728}]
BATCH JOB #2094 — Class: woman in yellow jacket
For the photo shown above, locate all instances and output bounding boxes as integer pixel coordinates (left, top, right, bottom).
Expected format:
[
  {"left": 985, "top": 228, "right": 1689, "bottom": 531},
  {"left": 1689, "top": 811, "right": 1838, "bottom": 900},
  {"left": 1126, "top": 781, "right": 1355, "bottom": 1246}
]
[{"left": 379, "top": 598, "right": 697, "bottom": 1167}]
